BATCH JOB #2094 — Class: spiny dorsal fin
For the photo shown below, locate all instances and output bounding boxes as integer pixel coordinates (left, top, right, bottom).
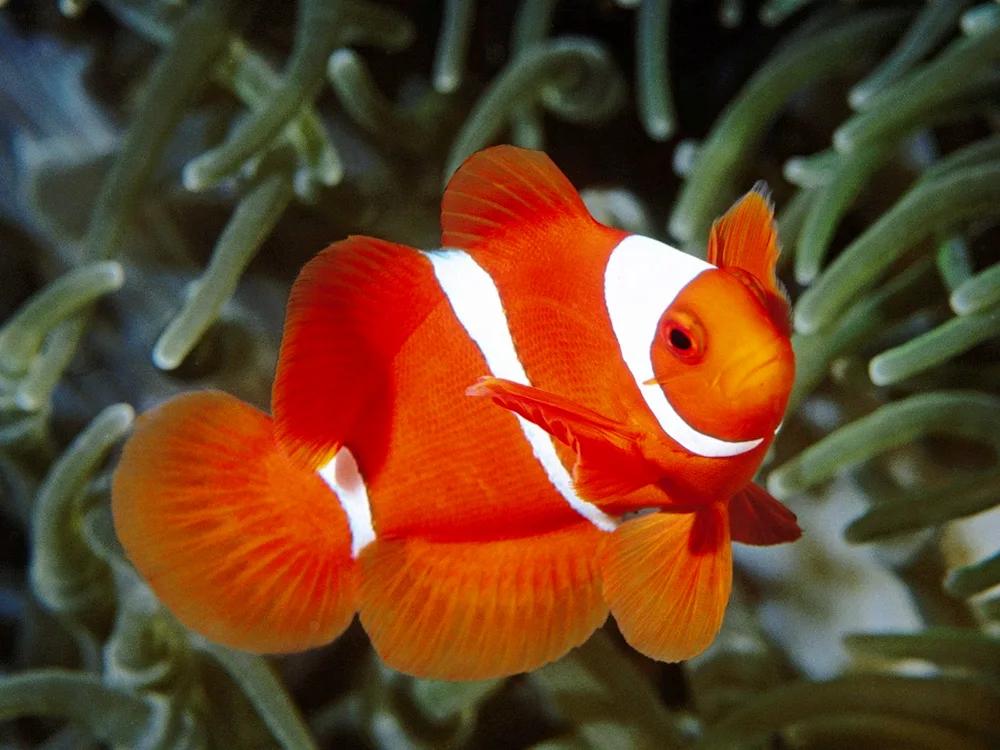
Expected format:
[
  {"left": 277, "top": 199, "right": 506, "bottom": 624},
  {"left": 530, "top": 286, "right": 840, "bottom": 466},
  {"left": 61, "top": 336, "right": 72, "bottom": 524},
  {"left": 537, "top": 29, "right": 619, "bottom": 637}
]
[
  {"left": 441, "top": 145, "right": 596, "bottom": 257},
  {"left": 708, "top": 183, "right": 791, "bottom": 335}
]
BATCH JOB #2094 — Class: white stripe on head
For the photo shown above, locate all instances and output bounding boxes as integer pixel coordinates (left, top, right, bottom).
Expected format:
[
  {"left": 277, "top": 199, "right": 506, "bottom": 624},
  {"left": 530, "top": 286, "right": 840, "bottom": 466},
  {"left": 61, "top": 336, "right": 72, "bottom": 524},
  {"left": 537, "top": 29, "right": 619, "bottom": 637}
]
[
  {"left": 604, "top": 235, "right": 763, "bottom": 458},
  {"left": 318, "top": 447, "right": 375, "bottom": 558},
  {"left": 425, "top": 249, "right": 618, "bottom": 533}
]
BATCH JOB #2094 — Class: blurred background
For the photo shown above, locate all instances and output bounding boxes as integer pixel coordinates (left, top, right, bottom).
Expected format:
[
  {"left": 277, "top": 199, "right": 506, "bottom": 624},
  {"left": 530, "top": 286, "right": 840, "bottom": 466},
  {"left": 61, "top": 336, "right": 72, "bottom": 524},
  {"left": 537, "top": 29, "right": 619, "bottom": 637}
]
[{"left": 1, "top": 0, "right": 999, "bottom": 747}]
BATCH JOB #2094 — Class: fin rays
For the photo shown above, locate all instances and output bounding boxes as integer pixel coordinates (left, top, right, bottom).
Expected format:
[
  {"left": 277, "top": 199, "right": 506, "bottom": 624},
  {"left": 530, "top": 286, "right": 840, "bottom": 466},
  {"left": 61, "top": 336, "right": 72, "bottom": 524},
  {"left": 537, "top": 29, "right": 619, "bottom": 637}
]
[
  {"left": 448, "top": 187, "right": 528, "bottom": 220},
  {"left": 441, "top": 145, "right": 595, "bottom": 258},
  {"left": 708, "top": 186, "right": 791, "bottom": 335},
  {"left": 729, "top": 483, "right": 802, "bottom": 545},
  {"left": 358, "top": 524, "right": 608, "bottom": 681},
  {"left": 272, "top": 237, "right": 440, "bottom": 468},
  {"left": 601, "top": 507, "right": 733, "bottom": 663},
  {"left": 112, "top": 391, "right": 358, "bottom": 654}
]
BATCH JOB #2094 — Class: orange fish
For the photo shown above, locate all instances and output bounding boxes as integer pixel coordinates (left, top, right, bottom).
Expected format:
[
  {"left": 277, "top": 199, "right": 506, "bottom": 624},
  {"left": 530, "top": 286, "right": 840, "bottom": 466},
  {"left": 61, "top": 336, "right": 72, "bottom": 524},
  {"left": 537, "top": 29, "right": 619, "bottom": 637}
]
[{"left": 112, "top": 145, "right": 799, "bottom": 681}]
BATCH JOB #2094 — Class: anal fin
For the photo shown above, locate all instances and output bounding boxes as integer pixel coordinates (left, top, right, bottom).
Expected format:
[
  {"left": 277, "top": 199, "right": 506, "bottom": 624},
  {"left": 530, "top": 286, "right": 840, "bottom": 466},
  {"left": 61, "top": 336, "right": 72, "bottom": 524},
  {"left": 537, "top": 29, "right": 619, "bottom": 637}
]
[
  {"left": 600, "top": 506, "right": 732, "bottom": 662},
  {"left": 358, "top": 523, "right": 608, "bottom": 680}
]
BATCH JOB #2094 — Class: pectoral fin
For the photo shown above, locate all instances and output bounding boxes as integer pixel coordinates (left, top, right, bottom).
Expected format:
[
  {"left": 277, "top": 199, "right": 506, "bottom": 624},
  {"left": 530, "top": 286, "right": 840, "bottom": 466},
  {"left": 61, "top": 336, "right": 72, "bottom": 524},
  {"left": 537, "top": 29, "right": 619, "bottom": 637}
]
[{"left": 467, "top": 377, "right": 657, "bottom": 499}]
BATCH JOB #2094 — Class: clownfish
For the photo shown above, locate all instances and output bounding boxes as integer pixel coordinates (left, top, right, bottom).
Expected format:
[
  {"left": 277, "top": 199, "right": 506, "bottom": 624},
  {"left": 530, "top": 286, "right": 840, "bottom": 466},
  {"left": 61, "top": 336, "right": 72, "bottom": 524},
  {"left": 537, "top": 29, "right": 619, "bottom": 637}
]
[{"left": 112, "top": 145, "right": 799, "bottom": 681}]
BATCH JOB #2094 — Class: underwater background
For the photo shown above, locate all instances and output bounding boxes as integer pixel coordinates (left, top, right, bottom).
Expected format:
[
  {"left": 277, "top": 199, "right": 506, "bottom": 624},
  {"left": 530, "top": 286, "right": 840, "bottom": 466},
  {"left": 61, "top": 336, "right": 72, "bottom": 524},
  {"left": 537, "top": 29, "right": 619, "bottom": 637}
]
[{"left": 2, "top": 0, "right": 1000, "bottom": 747}]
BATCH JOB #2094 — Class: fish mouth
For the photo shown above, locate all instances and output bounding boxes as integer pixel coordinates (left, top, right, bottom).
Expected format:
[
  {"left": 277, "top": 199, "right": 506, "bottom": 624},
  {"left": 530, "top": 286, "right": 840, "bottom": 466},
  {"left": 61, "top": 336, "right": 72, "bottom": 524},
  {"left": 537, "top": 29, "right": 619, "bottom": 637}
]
[
  {"left": 719, "top": 353, "right": 784, "bottom": 399},
  {"left": 717, "top": 350, "right": 793, "bottom": 437},
  {"left": 643, "top": 352, "right": 789, "bottom": 452}
]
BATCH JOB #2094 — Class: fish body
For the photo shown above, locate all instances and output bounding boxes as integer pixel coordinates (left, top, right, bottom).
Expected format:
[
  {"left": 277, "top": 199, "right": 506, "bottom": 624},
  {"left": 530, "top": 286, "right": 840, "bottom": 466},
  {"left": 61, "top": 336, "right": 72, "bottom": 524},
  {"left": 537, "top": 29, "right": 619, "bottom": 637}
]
[{"left": 112, "top": 146, "right": 799, "bottom": 680}]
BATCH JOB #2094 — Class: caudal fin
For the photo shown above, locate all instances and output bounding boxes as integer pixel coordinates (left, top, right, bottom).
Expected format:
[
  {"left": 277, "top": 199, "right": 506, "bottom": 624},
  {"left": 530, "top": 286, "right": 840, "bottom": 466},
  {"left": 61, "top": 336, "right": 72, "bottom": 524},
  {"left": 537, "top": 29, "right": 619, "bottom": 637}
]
[
  {"left": 600, "top": 506, "right": 732, "bottom": 662},
  {"left": 112, "top": 391, "right": 358, "bottom": 653}
]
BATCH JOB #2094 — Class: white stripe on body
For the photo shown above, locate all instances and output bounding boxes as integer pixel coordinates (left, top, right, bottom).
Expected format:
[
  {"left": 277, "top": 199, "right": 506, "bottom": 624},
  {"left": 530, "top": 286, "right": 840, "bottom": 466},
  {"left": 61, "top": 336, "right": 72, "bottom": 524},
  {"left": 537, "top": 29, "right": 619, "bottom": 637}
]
[
  {"left": 603, "top": 234, "right": 763, "bottom": 458},
  {"left": 318, "top": 448, "right": 376, "bottom": 558},
  {"left": 425, "top": 249, "right": 619, "bottom": 533}
]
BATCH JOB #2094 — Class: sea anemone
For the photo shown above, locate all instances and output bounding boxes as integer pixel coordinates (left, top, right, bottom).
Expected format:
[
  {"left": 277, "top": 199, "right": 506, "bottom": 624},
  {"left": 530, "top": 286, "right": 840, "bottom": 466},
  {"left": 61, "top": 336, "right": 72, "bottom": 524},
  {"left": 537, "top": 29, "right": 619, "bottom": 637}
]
[{"left": 1, "top": 1, "right": 999, "bottom": 747}]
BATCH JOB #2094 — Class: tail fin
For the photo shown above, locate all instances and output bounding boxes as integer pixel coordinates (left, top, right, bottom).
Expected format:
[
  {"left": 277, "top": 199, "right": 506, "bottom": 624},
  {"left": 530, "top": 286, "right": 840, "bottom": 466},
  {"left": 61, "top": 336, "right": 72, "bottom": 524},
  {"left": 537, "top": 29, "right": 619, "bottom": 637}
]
[
  {"left": 600, "top": 506, "right": 732, "bottom": 662},
  {"left": 112, "top": 391, "right": 358, "bottom": 653}
]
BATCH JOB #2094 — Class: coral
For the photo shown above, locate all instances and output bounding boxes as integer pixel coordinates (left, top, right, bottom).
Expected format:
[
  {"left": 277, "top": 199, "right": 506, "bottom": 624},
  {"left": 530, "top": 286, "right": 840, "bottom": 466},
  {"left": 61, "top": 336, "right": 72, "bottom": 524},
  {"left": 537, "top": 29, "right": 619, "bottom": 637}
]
[{"left": 1, "top": 0, "right": 999, "bottom": 748}]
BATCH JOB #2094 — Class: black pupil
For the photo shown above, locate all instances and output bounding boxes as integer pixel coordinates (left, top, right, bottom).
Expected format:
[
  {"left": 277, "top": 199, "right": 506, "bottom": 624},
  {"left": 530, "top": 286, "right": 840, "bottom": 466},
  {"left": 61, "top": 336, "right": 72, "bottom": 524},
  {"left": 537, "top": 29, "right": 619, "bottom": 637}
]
[{"left": 669, "top": 327, "right": 692, "bottom": 351}]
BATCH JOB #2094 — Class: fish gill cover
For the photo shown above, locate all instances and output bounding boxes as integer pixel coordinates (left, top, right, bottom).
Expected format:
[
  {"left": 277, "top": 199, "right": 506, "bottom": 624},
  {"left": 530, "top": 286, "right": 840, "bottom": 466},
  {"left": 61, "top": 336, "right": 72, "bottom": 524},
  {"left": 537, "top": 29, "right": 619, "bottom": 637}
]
[{"left": 0, "top": 0, "right": 999, "bottom": 747}]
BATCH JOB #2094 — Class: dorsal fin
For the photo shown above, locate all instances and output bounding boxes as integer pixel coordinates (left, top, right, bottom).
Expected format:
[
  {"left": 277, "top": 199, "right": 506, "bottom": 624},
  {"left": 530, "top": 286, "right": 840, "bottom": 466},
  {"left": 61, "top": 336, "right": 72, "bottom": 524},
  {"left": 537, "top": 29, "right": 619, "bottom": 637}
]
[
  {"left": 441, "top": 145, "right": 598, "bottom": 259},
  {"left": 708, "top": 183, "right": 791, "bottom": 336}
]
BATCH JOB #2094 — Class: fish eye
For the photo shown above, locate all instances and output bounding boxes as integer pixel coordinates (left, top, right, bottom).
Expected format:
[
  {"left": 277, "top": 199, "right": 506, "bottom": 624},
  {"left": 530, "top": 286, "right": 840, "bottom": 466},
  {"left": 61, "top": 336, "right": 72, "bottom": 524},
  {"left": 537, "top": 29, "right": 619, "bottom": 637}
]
[
  {"left": 668, "top": 327, "right": 692, "bottom": 351},
  {"left": 659, "top": 316, "right": 703, "bottom": 362}
]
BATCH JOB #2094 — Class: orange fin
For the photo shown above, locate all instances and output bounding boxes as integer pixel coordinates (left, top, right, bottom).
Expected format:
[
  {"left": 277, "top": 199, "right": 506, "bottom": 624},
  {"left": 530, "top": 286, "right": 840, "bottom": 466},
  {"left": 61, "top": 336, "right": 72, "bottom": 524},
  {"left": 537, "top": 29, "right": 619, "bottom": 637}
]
[
  {"left": 600, "top": 507, "right": 732, "bottom": 662},
  {"left": 273, "top": 236, "right": 440, "bottom": 468},
  {"left": 467, "top": 376, "right": 657, "bottom": 499},
  {"left": 708, "top": 183, "right": 791, "bottom": 335},
  {"left": 441, "top": 145, "right": 602, "bottom": 261},
  {"left": 468, "top": 376, "right": 637, "bottom": 447},
  {"left": 112, "top": 391, "right": 357, "bottom": 653},
  {"left": 358, "top": 524, "right": 608, "bottom": 680},
  {"left": 572, "top": 444, "right": 659, "bottom": 501},
  {"left": 729, "top": 483, "right": 802, "bottom": 546}
]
